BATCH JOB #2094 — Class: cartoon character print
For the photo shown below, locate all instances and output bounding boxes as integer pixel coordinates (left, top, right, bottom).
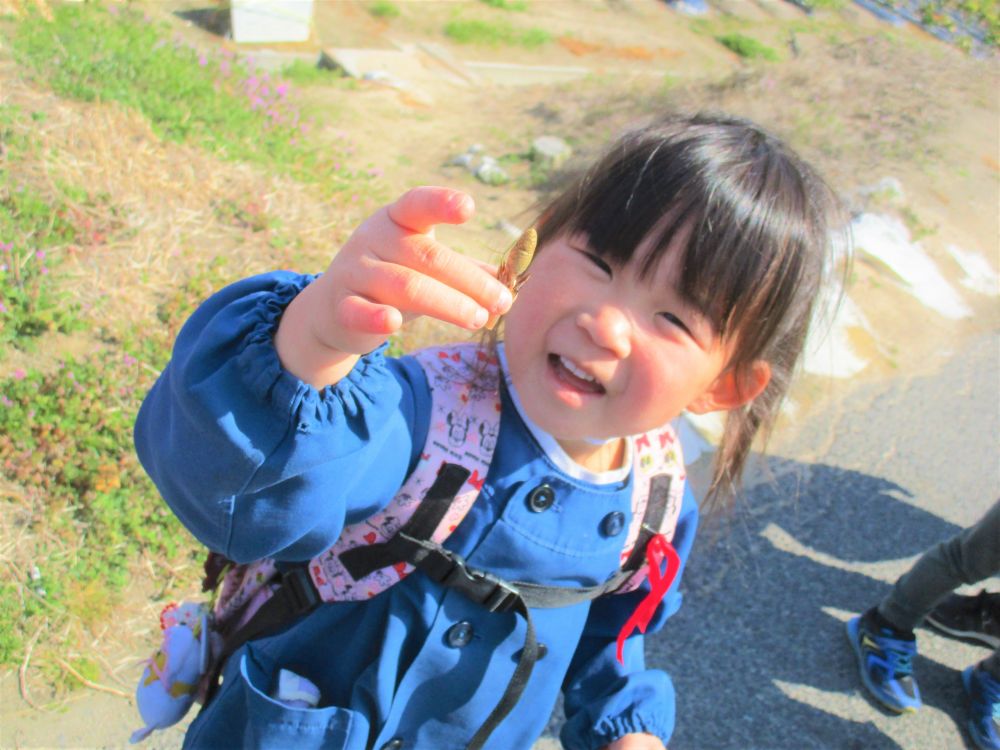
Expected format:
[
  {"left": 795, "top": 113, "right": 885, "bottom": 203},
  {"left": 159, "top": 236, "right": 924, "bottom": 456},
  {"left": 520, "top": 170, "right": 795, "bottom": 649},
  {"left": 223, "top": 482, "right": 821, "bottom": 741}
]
[
  {"left": 213, "top": 559, "right": 279, "bottom": 625},
  {"left": 478, "top": 419, "right": 499, "bottom": 454},
  {"left": 446, "top": 410, "right": 476, "bottom": 448}
]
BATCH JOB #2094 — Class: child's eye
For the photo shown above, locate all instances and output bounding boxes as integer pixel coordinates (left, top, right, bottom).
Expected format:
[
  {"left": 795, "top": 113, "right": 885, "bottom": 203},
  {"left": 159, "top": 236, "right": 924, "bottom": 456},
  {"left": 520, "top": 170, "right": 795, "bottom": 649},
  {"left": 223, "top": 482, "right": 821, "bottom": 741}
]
[
  {"left": 658, "top": 312, "right": 692, "bottom": 337},
  {"left": 583, "top": 252, "right": 613, "bottom": 278}
]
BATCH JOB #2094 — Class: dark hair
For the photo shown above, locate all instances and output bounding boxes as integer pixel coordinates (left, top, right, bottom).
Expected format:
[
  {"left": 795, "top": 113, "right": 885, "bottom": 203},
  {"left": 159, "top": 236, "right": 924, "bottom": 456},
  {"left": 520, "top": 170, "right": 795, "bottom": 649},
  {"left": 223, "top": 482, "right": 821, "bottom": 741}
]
[{"left": 531, "top": 112, "right": 844, "bottom": 511}]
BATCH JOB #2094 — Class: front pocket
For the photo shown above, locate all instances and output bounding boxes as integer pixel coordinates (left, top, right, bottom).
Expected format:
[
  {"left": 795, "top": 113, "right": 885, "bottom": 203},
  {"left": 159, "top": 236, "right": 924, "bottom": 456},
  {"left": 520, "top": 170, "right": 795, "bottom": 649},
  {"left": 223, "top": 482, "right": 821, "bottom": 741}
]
[{"left": 240, "top": 645, "right": 371, "bottom": 750}]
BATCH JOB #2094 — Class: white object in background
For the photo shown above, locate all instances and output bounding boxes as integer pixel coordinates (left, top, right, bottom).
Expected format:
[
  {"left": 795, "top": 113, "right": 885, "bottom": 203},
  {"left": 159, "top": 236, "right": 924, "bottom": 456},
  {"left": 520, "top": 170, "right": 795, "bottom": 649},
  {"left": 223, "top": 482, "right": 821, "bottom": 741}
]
[
  {"left": 231, "top": 0, "right": 314, "bottom": 44},
  {"left": 803, "top": 290, "right": 871, "bottom": 378},
  {"left": 851, "top": 213, "right": 971, "bottom": 319},
  {"left": 944, "top": 244, "right": 999, "bottom": 296}
]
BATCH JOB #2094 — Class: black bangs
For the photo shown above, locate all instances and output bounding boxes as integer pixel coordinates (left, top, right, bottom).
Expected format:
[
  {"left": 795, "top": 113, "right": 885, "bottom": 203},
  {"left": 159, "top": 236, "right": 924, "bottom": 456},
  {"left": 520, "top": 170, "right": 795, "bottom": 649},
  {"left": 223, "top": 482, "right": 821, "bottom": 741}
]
[{"left": 535, "top": 114, "right": 826, "bottom": 354}]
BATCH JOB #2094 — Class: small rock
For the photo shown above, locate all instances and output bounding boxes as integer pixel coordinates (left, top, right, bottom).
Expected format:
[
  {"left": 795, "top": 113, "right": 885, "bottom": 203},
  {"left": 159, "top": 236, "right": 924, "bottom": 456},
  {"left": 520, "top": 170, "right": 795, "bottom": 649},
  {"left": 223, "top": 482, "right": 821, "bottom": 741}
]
[
  {"left": 450, "top": 153, "right": 476, "bottom": 169},
  {"left": 667, "top": 0, "right": 709, "bottom": 16},
  {"left": 531, "top": 136, "right": 572, "bottom": 169},
  {"left": 476, "top": 161, "right": 509, "bottom": 186}
]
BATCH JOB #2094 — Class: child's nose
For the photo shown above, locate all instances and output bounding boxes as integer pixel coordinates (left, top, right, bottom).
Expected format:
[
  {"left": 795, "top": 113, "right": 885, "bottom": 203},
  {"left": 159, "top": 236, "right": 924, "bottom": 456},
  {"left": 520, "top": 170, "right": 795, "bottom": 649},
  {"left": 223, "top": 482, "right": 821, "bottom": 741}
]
[{"left": 577, "top": 305, "right": 632, "bottom": 358}]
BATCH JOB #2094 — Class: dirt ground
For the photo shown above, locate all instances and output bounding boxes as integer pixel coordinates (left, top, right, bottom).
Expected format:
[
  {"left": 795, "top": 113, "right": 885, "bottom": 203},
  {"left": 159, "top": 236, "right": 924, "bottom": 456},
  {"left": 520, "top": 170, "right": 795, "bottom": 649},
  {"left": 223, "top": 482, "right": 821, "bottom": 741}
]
[{"left": 1, "top": 0, "right": 998, "bottom": 747}]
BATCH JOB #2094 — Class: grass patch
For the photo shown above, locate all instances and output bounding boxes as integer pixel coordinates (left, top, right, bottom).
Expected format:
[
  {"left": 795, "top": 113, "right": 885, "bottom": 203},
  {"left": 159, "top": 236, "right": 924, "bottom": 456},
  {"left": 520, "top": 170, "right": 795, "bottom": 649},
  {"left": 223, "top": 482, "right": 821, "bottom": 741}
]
[
  {"left": 10, "top": 3, "right": 357, "bottom": 192},
  {"left": 0, "top": 107, "right": 88, "bottom": 347},
  {"left": 0, "top": 344, "right": 198, "bottom": 669},
  {"left": 368, "top": 0, "right": 401, "bottom": 19},
  {"left": 445, "top": 18, "right": 550, "bottom": 47},
  {"left": 797, "top": 0, "right": 847, "bottom": 8},
  {"left": 480, "top": 0, "right": 529, "bottom": 10},
  {"left": 716, "top": 32, "right": 781, "bottom": 61},
  {"left": 280, "top": 59, "right": 353, "bottom": 87}
]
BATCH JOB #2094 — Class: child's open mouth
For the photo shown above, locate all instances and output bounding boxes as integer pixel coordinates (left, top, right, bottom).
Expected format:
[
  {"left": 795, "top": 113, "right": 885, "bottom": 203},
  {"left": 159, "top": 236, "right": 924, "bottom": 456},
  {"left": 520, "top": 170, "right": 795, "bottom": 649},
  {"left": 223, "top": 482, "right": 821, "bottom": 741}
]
[{"left": 548, "top": 354, "right": 605, "bottom": 395}]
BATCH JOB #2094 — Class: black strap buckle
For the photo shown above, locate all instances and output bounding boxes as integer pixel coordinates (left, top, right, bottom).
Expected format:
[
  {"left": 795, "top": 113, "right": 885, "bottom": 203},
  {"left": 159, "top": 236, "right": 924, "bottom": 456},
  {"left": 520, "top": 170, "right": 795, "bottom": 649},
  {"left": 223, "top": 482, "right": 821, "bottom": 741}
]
[
  {"left": 401, "top": 534, "right": 521, "bottom": 613},
  {"left": 442, "top": 559, "right": 520, "bottom": 613},
  {"left": 280, "top": 566, "right": 321, "bottom": 613}
]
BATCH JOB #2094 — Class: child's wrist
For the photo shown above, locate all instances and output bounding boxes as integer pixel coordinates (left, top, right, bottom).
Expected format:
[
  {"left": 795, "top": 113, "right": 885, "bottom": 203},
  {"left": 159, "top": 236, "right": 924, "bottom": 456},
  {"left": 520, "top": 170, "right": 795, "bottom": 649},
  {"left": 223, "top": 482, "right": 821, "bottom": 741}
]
[{"left": 274, "top": 287, "right": 360, "bottom": 389}]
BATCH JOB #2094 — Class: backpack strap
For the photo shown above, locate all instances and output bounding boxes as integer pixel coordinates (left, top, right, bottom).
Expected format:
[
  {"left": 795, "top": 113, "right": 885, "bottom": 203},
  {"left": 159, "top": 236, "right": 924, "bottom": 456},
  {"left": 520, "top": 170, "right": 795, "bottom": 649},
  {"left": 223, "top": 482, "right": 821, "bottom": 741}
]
[
  {"left": 613, "top": 423, "right": 686, "bottom": 594},
  {"left": 307, "top": 343, "right": 501, "bottom": 601}
]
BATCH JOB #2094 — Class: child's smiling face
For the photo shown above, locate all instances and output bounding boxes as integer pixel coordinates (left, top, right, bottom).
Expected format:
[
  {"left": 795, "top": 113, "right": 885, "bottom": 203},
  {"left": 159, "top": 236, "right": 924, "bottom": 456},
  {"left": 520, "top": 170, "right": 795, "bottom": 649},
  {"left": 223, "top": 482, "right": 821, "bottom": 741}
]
[{"left": 503, "top": 229, "right": 759, "bottom": 468}]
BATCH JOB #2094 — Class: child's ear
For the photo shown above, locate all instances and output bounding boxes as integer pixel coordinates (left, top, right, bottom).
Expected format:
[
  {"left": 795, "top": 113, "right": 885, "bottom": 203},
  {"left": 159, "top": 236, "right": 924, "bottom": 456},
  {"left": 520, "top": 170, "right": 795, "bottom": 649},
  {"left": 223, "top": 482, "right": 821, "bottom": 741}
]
[{"left": 686, "top": 361, "right": 771, "bottom": 414}]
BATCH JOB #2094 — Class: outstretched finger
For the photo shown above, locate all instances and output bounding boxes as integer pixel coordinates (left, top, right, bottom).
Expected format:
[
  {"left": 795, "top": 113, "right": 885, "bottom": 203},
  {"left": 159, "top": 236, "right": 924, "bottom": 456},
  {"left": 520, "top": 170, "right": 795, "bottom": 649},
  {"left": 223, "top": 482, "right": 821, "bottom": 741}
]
[
  {"left": 355, "top": 260, "right": 491, "bottom": 331},
  {"left": 387, "top": 186, "right": 474, "bottom": 234},
  {"left": 336, "top": 295, "right": 403, "bottom": 338}
]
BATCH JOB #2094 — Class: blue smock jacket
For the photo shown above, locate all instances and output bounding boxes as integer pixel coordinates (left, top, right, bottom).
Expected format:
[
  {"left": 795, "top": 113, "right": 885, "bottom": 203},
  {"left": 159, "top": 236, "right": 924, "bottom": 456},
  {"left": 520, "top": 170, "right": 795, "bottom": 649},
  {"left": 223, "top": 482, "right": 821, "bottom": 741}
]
[{"left": 134, "top": 272, "right": 699, "bottom": 750}]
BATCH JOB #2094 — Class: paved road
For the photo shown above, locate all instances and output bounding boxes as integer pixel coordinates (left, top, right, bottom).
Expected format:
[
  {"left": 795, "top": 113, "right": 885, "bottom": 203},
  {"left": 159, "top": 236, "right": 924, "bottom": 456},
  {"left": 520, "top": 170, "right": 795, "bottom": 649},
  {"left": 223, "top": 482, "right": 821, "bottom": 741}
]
[{"left": 537, "top": 330, "right": 999, "bottom": 749}]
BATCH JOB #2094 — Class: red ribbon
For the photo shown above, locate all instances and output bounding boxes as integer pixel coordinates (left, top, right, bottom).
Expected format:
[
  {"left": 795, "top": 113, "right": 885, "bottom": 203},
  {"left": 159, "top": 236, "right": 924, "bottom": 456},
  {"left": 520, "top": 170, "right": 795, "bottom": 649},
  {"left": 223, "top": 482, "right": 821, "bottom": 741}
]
[{"left": 615, "top": 533, "right": 680, "bottom": 665}]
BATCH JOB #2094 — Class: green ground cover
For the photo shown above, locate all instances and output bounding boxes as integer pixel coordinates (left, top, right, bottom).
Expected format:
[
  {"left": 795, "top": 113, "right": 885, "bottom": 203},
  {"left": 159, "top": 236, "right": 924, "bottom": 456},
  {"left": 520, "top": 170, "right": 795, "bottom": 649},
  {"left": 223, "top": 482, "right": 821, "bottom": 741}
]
[{"left": 0, "top": 2, "right": 371, "bottom": 680}]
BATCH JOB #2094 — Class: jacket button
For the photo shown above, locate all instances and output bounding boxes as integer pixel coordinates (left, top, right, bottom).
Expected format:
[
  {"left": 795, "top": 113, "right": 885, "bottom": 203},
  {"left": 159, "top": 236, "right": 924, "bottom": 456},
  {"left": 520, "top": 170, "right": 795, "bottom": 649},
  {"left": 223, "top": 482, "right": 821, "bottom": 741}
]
[
  {"left": 446, "top": 621, "right": 474, "bottom": 648},
  {"left": 379, "top": 740, "right": 404, "bottom": 750},
  {"left": 600, "top": 511, "right": 626, "bottom": 537},
  {"left": 526, "top": 484, "right": 556, "bottom": 512}
]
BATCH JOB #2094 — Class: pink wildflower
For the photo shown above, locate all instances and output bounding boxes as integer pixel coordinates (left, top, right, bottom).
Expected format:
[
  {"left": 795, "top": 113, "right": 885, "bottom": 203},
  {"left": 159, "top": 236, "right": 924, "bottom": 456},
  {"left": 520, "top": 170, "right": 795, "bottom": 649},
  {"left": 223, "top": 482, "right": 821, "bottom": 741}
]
[
  {"left": 13, "top": 369, "right": 25, "bottom": 380},
  {"left": 199, "top": 54, "right": 209, "bottom": 67},
  {"left": 35, "top": 250, "right": 45, "bottom": 260}
]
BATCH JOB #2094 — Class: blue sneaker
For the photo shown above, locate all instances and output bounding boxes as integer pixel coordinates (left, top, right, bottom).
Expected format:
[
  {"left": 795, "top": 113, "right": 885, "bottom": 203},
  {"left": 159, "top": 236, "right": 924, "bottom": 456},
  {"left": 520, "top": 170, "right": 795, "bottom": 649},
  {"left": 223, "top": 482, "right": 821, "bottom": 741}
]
[
  {"left": 963, "top": 665, "right": 1000, "bottom": 750},
  {"left": 846, "top": 609, "right": 921, "bottom": 713}
]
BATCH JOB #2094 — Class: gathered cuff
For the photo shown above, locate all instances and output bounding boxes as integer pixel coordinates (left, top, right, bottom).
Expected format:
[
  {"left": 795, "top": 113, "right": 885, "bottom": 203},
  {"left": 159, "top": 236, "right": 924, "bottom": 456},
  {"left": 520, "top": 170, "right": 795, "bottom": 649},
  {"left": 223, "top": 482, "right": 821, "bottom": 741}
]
[
  {"left": 591, "top": 714, "right": 669, "bottom": 748},
  {"left": 234, "top": 273, "right": 393, "bottom": 428},
  {"left": 561, "top": 711, "right": 670, "bottom": 750}
]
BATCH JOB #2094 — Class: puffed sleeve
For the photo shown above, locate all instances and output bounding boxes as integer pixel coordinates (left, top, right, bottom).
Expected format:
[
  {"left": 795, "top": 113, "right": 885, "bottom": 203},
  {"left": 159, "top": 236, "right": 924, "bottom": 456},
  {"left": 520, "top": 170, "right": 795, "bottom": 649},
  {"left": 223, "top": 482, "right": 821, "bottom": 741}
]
[
  {"left": 134, "top": 271, "right": 427, "bottom": 563},
  {"left": 559, "top": 484, "right": 700, "bottom": 750}
]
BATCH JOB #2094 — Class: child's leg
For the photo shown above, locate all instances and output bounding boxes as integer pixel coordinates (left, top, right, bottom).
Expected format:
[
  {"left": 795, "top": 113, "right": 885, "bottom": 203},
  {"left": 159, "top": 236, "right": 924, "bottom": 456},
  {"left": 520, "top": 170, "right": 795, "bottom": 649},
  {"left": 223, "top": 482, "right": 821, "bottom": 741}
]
[{"left": 879, "top": 500, "right": 1000, "bottom": 632}]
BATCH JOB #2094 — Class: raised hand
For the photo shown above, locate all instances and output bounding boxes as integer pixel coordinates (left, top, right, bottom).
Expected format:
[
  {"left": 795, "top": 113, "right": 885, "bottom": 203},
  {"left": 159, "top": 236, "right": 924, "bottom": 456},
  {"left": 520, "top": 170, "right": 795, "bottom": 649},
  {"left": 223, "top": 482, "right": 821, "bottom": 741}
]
[{"left": 275, "top": 187, "right": 513, "bottom": 388}]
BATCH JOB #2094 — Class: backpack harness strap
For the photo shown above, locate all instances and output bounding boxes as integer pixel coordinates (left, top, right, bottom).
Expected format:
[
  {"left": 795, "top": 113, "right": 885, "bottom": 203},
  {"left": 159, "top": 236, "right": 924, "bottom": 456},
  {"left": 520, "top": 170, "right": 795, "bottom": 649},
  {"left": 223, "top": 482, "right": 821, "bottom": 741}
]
[{"left": 200, "top": 343, "right": 686, "bottom": 750}]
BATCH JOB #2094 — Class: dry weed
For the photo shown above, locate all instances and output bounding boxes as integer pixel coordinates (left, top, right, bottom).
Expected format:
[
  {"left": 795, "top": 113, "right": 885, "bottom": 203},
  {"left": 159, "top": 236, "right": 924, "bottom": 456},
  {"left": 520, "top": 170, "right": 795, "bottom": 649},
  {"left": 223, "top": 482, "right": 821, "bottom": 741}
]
[{"left": 4, "top": 76, "right": 351, "bottom": 330}]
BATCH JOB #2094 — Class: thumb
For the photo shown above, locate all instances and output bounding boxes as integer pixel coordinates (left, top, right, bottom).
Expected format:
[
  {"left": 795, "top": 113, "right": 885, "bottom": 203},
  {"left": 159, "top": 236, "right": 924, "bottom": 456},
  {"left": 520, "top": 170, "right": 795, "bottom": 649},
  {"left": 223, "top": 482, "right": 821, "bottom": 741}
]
[{"left": 387, "top": 186, "right": 474, "bottom": 234}]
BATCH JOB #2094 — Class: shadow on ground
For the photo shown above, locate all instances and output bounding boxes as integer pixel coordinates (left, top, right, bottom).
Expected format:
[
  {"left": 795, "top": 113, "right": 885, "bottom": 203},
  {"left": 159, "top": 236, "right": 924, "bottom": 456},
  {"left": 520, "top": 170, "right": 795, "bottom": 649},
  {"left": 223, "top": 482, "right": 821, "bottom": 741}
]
[{"left": 542, "top": 457, "right": 970, "bottom": 749}]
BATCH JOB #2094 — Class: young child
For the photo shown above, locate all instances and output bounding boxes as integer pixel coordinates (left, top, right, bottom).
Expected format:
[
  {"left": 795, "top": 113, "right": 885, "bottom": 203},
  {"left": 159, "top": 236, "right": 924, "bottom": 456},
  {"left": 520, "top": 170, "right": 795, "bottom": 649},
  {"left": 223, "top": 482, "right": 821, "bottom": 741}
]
[{"left": 134, "top": 113, "right": 839, "bottom": 750}]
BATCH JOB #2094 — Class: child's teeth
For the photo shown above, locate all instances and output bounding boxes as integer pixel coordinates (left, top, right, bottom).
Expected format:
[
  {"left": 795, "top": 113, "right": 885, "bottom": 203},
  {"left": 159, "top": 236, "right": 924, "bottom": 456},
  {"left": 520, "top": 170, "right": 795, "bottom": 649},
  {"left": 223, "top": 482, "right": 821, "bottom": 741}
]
[{"left": 561, "top": 356, "right": 595, "bottom": 383}]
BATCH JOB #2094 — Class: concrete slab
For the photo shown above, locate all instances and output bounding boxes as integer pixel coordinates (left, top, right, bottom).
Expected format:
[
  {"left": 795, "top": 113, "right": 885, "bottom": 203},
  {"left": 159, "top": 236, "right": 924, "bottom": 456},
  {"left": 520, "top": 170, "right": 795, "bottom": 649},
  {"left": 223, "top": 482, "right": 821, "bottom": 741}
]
[
  {"left": 321, "top": 45, "right": 482, "bottom": 104},
  {"left": 463, "top": 61, "right": 591, "bottom": 86},
  {"left": 323, "top": 45, "right": 594, "bottom": 94}
]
